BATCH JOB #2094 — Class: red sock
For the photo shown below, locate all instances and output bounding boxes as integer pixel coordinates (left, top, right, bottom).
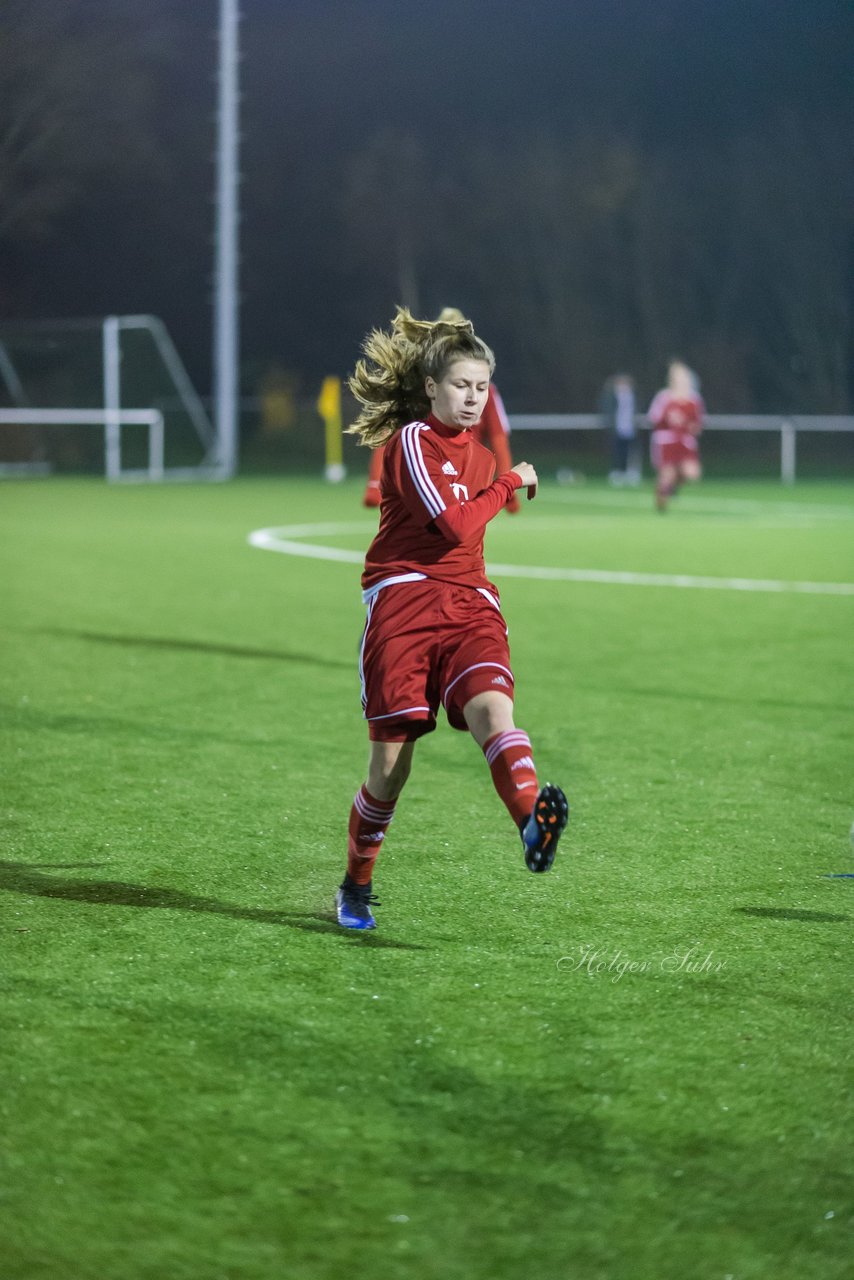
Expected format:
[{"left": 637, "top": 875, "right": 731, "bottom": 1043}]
[
  {"left": 346, "top": 785, "right": 397, "bottom": 884},
  {"left": 483, "top": 730, "right": 539, "bottom": 828}
]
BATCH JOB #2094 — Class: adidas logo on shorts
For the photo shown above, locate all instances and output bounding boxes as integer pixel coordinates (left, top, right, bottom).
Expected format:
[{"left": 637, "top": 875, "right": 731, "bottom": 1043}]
[{"left": 491, "top": 675, "right": 509, "bottom": 687}]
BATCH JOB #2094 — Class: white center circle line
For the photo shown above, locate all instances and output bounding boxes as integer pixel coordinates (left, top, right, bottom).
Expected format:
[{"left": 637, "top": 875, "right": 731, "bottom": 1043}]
[{"left": 247, "top": 523, "right": 854, "bottom": 597}]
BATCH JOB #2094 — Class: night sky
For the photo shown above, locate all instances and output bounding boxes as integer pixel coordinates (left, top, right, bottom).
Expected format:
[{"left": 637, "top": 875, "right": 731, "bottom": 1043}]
[{"left": 1, "top": 0, "right": 852, "bottom": 410}]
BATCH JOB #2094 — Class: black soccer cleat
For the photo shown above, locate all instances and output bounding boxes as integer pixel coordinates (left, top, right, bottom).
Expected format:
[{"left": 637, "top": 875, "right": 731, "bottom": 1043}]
[
  {"left": 335, "top": 876, "right": 380, "bottom": 930},
  {"left": 521, "top": 783, "right": 569, "bottom": 873}
]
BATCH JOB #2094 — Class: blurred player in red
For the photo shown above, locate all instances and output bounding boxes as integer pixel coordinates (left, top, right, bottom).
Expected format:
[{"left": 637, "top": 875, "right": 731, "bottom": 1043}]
[
  {"left": 362, "top": 308, "right": 520, "bottom": 516},
  {"left": 647, "top": 361, "right": 705, "bottom": 512},
  {"left": 336, "top": 307, "right": 568, "bottom": 930}
]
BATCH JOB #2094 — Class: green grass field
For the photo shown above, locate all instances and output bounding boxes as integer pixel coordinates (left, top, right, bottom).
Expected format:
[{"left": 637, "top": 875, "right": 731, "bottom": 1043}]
[{"left": 2, "top": 475, "right": 852, "bottom": 1280}]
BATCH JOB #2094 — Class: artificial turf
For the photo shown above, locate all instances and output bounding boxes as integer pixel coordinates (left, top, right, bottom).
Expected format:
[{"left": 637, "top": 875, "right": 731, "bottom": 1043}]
[{"left": 1, "top": 475, "right": 852, "bottom": 1280}]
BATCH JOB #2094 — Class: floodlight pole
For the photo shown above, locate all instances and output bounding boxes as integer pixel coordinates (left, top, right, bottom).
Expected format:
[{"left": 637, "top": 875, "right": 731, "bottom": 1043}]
[{"left": 213, "top": 0, "right": 241, "bottom": 478}]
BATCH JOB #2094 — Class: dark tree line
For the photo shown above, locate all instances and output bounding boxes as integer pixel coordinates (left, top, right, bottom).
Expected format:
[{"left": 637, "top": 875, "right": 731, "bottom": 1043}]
[
  {"left": 1, "top": 0, "right": 852, "bottom": 413},
  {"left": 335, "top": 120, "right": 853, "bottom": 412}
]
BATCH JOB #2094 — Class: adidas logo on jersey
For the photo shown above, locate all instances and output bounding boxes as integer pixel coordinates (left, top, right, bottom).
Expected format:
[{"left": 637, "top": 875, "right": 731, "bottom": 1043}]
[
  {"left": 491, "top": 675, "right": 509, "bottom": 687},
  {"left": 441, "top": 460, "right": 459, "bottom": 476}
]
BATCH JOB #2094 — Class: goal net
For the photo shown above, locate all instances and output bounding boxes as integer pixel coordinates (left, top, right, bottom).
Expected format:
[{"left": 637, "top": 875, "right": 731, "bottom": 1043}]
[{"left": 0, "top": 315, "right": 218, "bottom": 479}]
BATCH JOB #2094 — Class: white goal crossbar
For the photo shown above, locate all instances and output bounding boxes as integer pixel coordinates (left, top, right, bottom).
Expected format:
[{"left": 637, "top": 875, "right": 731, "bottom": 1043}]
[{"left": 508, "top": 414, "right": 854, "bottom": 483}]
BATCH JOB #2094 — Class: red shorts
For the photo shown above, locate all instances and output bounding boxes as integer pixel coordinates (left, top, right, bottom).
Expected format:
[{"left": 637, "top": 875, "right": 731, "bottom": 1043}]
[
  {"left": 359, "top": 578, "right": 514, "bottom": 741},
  {"left": 651, "top": 430, "right": 700, "bottom": 470}
]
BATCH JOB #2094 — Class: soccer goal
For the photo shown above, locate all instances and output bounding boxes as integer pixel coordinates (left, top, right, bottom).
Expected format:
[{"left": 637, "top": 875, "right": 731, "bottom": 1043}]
[{"left": 0, "top": 315, "right": 220, "bottom": 480}]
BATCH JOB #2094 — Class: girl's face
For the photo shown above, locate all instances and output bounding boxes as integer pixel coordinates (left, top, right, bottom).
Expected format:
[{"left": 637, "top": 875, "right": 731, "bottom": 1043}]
[{"left": 426, "top": 359, "right": 491, "bottom": 431}]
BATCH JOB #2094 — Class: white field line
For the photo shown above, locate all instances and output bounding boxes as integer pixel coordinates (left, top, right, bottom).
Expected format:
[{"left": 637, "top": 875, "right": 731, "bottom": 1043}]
[
  {"left": 249, "top": 523, "right": 365, "bottom": 562},
  {"left": 248, "top": 523, "right": 854, "bottom": 597}
]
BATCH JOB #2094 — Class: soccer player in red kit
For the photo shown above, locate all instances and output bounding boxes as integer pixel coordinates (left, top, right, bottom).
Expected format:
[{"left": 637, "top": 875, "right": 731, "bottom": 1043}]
[
  {"left": 336, "top": 307, "right": 568, "bottom": 930},
  {"left": 362, "top": 309, "right": 520, "bottom": 515},
  {"left": 647, "top": 361, "right": 705, "bottom": 512}
]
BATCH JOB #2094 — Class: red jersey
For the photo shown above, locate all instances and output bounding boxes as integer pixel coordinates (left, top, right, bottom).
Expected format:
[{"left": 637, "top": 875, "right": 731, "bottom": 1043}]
[
  {"left": 362, "top": 413, "right": 518, "bottom": 599},
  {"left": 363, "top": 384, "right": 517, "bottom": 510},
  {"left": 648, "top": 390, "right": 704, "bottom": 436}
]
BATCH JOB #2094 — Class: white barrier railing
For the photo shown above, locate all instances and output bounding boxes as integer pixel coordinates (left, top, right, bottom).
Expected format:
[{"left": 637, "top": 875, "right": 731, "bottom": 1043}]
[{"left": 508, "top": 414, "right": 854, "bottom": 484}]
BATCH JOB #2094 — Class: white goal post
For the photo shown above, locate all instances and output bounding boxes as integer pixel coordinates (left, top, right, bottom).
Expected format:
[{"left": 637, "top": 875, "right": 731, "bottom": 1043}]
[{"left": 508, "top": 414, "right": 854, "bottom": 484}]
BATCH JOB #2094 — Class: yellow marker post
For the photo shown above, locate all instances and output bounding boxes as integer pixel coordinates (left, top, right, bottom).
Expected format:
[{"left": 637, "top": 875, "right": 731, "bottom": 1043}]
[{"left": 317, "top": 375, "right": 345, "bottom": 482}]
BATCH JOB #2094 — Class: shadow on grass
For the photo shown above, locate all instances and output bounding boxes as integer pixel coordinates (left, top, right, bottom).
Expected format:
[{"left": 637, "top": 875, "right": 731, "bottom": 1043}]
[
  {"left": 2, "top": 699, "right": 296, "bottom": 749},
  {"left": 735, "top": 906, "right": 850, "bottom": 924},
  {"left": 43, "top": 629, "right": 353, "bottom": 670},
  {"left": 0, "top": 861, "right": 425, "bottom": 951}
]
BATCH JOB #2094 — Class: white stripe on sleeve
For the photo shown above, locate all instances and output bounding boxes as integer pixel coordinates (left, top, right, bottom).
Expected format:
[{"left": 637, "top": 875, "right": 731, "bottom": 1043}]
[{"left": 401, "top": 422, "right": 445, "bottom": 519}]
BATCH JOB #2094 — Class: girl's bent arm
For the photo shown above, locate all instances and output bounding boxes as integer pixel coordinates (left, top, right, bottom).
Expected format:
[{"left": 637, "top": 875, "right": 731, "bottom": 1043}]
[{"left": 431, "top": 474, "right": 520, "bottom": 545}]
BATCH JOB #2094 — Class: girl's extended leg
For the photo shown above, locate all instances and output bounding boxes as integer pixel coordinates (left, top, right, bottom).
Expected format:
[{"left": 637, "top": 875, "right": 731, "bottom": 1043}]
[
  {"left": 464, "top": 690, "right": 568, "bottom": 873},
  {"left": 464, "top": 691, "right": 539, "bottom": 828}
]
